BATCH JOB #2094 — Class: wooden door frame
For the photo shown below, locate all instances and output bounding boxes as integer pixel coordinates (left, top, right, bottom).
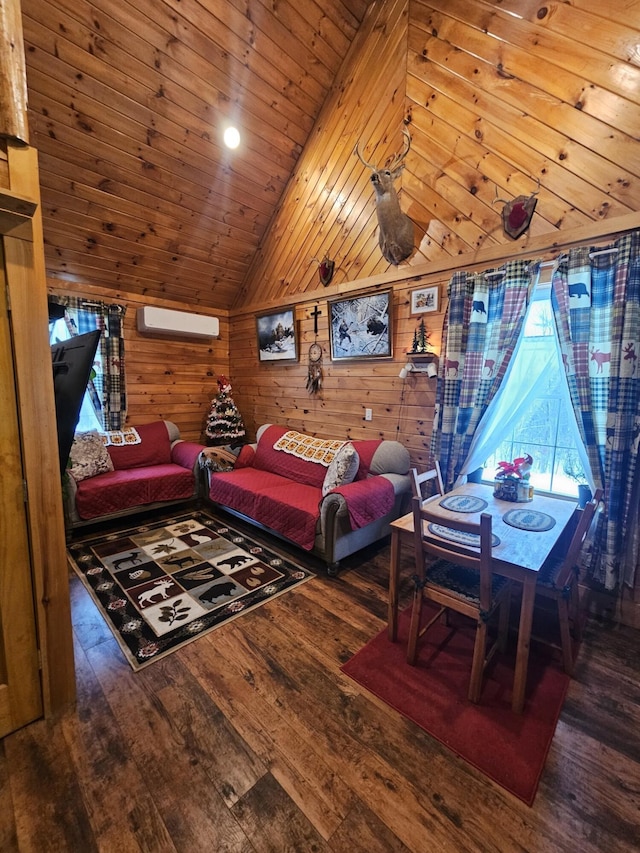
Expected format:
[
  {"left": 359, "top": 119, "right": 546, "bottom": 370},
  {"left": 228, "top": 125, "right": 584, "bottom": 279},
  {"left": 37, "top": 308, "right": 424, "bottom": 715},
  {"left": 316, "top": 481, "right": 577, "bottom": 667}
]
[{"left": 1, "top": 142, "right": 76, "bottom": 714}]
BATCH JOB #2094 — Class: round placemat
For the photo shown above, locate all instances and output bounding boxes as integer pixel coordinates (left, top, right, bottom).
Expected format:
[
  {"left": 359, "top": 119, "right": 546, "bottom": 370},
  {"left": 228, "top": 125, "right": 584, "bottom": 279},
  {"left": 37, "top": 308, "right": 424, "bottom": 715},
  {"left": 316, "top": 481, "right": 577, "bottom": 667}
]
[
  {"left": 439, "top": 494, "right": 488, "bottom": 513},
  {"left": 502, "top": 509, "right": 556, "bottom": 532},
  {"left": 428, "top": 523, "right": 500, "bottom": 548}
]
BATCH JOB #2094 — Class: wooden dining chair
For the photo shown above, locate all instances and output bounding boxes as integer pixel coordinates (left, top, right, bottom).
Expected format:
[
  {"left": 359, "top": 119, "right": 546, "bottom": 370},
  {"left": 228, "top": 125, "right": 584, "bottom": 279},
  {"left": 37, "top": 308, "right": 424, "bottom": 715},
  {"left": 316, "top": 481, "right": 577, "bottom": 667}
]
[
  {"left": 387, "top": 466, "right": 446, "bottom": 643},
  {"left": 407, "top": 497, "right": 512, "bottom": 703},
  {"left": 534, "top": 488, "right": 603, "bottom": 675},
  {"left": 410, "top": 461, "right": 445, "bottom": 501}
]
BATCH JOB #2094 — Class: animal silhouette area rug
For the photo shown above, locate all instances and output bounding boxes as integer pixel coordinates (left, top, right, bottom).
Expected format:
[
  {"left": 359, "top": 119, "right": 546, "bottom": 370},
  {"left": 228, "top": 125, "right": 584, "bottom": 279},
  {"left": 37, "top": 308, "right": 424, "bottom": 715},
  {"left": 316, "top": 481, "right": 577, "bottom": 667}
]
[{"left": 68, "top": 511, "right": 315, "bottom": 670}]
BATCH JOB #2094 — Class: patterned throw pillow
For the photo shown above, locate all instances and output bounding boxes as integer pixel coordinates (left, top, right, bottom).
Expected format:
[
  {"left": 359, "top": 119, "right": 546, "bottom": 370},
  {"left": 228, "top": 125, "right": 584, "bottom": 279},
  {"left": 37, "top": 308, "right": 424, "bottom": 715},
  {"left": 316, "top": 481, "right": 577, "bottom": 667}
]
[
  {"left": 199, "top": 446, "right": 238, "bottom": 472},
  {"left": 322, "top": 443, "right": 360, "bottom": 497},
  {"left": 68, "top": 431, "right": 114, "bottom": 482}
]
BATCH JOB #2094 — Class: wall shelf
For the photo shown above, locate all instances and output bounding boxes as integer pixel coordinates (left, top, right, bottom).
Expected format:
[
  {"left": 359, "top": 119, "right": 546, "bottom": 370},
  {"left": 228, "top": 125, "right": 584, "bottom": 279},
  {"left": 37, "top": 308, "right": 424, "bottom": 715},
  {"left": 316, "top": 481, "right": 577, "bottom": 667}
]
[
  {"left": 406, "top": 351, "right": 438, "bottom": 363},
  {"left": 400, "top": 352, "right": 439, "bottom": 378}
]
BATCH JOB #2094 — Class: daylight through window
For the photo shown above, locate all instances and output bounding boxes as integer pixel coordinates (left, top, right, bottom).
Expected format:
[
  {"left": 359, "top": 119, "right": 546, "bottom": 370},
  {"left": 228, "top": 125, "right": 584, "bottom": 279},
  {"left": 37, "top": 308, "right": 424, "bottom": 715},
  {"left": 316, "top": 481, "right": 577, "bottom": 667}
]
[{"left": 470, "top": 280, "right": 592, "bottom": 498}]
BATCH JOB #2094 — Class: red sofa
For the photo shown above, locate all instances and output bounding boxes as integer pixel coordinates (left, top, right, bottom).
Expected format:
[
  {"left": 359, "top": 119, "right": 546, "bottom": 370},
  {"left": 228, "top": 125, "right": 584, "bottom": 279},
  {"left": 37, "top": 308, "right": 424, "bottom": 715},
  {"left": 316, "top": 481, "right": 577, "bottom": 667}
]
[
  {"left": 204, "top": 424, "right": 411, "bottom": 573},
  {"left": 64, "top": 420, "right": 204, "bottom": 531}
]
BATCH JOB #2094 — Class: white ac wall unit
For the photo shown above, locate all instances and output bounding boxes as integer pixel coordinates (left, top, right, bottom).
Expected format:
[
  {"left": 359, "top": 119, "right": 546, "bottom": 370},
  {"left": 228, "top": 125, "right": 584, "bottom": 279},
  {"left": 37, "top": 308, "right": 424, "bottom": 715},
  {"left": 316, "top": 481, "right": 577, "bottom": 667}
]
[{"left": 137, "top": 307, "right": 219, "bottom": 340}]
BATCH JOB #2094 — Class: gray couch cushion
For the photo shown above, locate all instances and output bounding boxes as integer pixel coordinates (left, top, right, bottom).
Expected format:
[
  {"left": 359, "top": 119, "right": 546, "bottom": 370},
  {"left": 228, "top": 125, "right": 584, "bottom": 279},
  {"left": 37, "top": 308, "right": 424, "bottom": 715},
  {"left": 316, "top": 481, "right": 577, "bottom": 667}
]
[{"left": 369, "top": 441, "right": 410, "bottom": 476}]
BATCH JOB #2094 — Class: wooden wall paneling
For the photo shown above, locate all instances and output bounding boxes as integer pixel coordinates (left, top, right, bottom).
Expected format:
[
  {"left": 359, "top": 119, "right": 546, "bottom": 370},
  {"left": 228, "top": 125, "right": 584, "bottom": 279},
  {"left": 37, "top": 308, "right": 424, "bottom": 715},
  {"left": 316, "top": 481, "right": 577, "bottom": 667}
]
[
  {"left": 22, "top": 0, "right": 376, "bottom": 313},
  {"left": 44, "top": 258, "right": 237, "bottom": 313},
  {"left": 483, "top": 0, "right": 640, "bottom": 75},
  {"left": 23, "top": 49, "right": 295, "bottom": 210},
  {"left": 40, "top": 222, "right": 238, "bottom": 288},
  {"left": 25, "top": 0, "right": 314, "bottom": 145},
  {"left": 116, "top": 0, "right": 326, "bottom": 173},
  {"left": 406, "top": 108, "right": 592, "bottom": 238},
  {"left": 411, "top": 0, "right": 602, "bottom": 116},
  {"left": 276, "top": 3, "right": 410, "bottom": 291},
  {"left": 25, "top": 70, "right": 275, "bottom": 233},
  {"left": 406, "top": 63, "right": 636, "bottom": 223},
  {"left": 406, "top": 70, "right": 633, "bottom": 224},
  {"left": 37, "top": 154, "right": 258, "bottom": 266},
  {"left": 408, "top": 15, "right": 640, "bottom": 209},
  {"left": 237, "top": 0, "right": 409, "bottom": 309},
  {"left": 132, "top": 0, "right": 332, "bottom": 113},
  {"left": 265, "top": 151, "right": 371, "bottom": 302},
  {"left": 413, "top": 5, "right": 640, "bottom": 177},
  {"left": 403, "top": 158, "right": 501, "bottom": 253},
  {"left": 243, "top": 0, "right": 349, "bottom": 82},
  {"left": 26, "top": 115, "right": 279, "bottom": 238},
  {"left": 232, "top": 211, "right": 640, "bottom": 473},
  {"left": 25, "top": 69, "right": 286, "bottom": 210},
  {"left": 20, "top": 0, "right": 640, "bottom": 315},
  {"left": 40, "top": 189, "right": 251, "bottom": 277},
  {"left": 563, "top": 0, "right": 640, "bottom": 27},
  {"left": 0, "top": 0, "right": 29, "bottom": 144},
  {"left": 38, "top": 173, "right": 260, "bottom": 266},
  {"left": 423, "top": 0, "right": 640, "bottom": 105},
  {"left": 47, "top": 280, "right": 230, "bottom": 441},
  {"left": 308, "top": 16, "right": 412, "bottom": 281}
]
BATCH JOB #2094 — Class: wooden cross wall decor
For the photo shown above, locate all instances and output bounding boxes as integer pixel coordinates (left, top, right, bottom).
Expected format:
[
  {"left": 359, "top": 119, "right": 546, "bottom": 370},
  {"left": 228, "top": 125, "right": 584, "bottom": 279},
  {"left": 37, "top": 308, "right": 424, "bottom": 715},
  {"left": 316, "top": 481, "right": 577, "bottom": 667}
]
[{"left": 310, "top": 304, "right": 322, "bottom": 335}]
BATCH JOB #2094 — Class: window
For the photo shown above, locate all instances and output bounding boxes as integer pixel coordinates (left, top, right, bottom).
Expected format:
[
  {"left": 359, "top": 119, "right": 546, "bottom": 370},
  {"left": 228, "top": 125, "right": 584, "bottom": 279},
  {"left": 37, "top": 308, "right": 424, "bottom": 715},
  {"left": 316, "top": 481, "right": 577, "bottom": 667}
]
[
  {"left": 466, "top": 279, "right": 592, "bottom": 498},
  {"left": 49, "top": 316, "right": 103, "bottom": 433}
]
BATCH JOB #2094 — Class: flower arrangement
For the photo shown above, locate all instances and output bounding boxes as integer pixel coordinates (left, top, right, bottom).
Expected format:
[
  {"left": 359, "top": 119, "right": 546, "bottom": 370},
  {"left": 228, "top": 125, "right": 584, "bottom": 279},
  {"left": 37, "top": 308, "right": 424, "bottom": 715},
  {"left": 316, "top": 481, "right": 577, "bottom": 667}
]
[
  {"left": 495, "top": 453, "right": 533, "bottom": 480},
  {"left": 494, "top": 453, "right": 534, "bottom": 502}
]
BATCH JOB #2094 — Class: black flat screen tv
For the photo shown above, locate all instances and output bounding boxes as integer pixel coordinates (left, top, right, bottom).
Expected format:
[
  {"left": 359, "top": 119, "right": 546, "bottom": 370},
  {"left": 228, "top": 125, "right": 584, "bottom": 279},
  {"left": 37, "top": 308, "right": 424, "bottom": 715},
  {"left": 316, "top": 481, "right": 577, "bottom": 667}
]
[{"left": 51, "top": 329, "right": 101, "bottom": 476}]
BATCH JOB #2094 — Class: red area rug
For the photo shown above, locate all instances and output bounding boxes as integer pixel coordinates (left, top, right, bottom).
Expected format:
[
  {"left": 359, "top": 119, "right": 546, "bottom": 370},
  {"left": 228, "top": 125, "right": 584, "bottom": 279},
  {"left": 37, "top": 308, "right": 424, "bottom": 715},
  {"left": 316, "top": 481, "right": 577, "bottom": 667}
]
[{"left": 341, "top": 606, "right": 570, "bottom": 805}]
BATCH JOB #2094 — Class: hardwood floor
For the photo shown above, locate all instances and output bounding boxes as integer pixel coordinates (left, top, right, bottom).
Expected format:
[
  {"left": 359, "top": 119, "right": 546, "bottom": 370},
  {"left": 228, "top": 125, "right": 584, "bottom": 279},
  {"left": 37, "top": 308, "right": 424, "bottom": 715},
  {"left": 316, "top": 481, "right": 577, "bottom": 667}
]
[{"left": 2, "top": 513, "right": 639, "bottom": 852}]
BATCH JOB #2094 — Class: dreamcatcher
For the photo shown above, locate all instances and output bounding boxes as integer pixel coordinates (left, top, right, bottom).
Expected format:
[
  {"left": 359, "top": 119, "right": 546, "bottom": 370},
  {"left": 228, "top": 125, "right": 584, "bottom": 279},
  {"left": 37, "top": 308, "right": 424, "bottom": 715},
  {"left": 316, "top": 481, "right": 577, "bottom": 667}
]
[{"left": 306, "top": 304, "right": 323, "bottom": 395}]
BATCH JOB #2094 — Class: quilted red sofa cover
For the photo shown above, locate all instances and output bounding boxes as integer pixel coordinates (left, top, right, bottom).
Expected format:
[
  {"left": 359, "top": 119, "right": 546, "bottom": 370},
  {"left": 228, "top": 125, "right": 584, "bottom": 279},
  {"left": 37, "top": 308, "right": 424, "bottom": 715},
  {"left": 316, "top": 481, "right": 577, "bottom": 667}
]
[
  {"left": 205, "top": 424, "right": 411, "bottom": 570},
  {"left": 66, "top": 420, "right": 204, "bottom": 528}
]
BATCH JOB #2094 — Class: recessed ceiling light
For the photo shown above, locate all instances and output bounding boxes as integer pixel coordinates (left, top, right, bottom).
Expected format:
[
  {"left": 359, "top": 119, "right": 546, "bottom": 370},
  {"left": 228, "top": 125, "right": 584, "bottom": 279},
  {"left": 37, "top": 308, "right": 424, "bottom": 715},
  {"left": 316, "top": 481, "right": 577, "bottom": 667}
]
[{"left": 224, "top": 127, "right": 240, "bottom": 149}]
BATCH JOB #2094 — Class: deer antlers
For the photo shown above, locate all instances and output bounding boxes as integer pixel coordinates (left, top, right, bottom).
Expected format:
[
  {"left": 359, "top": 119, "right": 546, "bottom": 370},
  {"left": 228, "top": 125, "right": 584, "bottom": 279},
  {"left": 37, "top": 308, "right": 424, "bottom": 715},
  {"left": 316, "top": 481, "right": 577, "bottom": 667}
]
[
  {"left": 492, "top": 177, "right": 540, "bottom": 206},
  {"left": 354, "top": 128, "right": 412, "bottom": 172},
  {"left": 354, "top": 129, "right": 415, "bottom": 265},
  {"left": 492, "top": 178, "right": 540, "bottom": 239}
]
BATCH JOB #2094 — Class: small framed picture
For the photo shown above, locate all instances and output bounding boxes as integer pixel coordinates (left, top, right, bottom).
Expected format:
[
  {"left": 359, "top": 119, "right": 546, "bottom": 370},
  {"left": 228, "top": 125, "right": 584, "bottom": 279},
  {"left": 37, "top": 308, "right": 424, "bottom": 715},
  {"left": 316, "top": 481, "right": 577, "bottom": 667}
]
[
  {"left": 256, "top": 308, "right": 298, "bottom": 362},
  {"left": 328, "top": 289, "right": 393, "bottom": 361},
  {"left": 411, "top": 285, "right": 439, "bottom": 314}
]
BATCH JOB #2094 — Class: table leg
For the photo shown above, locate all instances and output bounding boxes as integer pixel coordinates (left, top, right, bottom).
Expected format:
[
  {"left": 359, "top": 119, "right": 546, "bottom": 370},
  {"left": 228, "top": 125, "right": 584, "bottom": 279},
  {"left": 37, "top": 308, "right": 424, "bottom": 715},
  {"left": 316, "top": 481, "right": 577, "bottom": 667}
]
[
  {"left": 388, "top": 528, "right": 401, "bottom": 642},
  {"left": 512, "top": 575, "right": 536, "bottom": 714}
]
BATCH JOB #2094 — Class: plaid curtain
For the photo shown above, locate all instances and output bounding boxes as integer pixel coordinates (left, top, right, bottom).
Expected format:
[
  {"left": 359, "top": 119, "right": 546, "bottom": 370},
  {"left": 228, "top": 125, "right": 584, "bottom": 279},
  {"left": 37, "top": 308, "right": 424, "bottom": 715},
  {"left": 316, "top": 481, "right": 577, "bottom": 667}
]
[
  {"left": 431, "top": 259, "right": 535, "bottom": 491},
  {"left": 551, "top": 232, "right": 640, "bottom": 590},
  {"left": 60, "top": 296, "right": 127, "bottom": 430}
]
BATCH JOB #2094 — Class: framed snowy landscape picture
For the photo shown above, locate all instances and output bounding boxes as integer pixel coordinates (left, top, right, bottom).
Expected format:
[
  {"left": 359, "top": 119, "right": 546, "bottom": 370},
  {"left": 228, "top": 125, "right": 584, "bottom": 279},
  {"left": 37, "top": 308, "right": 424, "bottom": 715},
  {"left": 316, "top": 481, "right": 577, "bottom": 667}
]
[
  {"left": 256, "top": 308, "right": 298, "bottom": 362},
  {"left": 328, "top": 290, "right": 393, "bottom": 361}
]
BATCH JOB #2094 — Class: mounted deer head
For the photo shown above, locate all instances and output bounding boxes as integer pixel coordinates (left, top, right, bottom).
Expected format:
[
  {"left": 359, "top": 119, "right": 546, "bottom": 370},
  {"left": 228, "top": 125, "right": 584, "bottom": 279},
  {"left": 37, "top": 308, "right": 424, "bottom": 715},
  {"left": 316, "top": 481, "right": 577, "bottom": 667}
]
[{"left": 355, "top": 129, "right": 415, "bottom": 265}]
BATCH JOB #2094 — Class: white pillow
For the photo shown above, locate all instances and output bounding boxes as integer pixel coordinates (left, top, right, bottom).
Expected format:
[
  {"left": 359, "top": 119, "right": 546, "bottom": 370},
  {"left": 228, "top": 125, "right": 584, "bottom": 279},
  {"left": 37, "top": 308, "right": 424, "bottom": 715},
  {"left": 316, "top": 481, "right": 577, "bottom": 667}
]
[
  {"left": 322, "top": 443, "right": 359, "bottom": 496},
  {"left": 68, "top": 431, "right": 114, "bottom": 482}
]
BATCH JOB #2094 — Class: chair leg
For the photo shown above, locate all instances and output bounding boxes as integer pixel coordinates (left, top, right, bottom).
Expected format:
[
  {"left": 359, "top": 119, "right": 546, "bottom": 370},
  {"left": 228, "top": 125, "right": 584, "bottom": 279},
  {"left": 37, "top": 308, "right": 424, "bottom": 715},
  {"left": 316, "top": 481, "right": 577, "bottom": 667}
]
[
  {"left": 557, "top": 597, "right": 575, "bottom": 676},
  {"left": 569, "top": 575, "right": 583, "bottom": 641},
  {"left": 468, "top": 620, "right": 488, "bottom": 703},
  {"left": 497, "top": 586, "right": 511, "bottom": 654},
  {"left": 406, "top": 586, "right": 423, "bottom": 666}
]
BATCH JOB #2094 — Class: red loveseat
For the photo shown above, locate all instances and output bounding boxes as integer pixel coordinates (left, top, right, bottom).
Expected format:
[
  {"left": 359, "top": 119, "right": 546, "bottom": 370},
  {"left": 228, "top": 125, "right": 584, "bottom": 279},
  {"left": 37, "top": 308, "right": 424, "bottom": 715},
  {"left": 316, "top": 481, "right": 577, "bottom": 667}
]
[
  {"left": 64, "top": 420, "right": 204, "bottom": 531},
  {"left": 204, "top": 424, "right": 411, "bottom": 574}
]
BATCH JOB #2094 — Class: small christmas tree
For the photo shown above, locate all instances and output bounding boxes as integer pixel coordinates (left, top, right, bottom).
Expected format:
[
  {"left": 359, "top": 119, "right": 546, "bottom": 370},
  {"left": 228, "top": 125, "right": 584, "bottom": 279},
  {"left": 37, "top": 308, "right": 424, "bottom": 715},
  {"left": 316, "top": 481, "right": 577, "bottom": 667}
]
[
  {"left": 411, "top": 318, "right": 432, "bottom": 353},
  {"left": 205, "top": 375, "right": 246, "bottom": 446}
]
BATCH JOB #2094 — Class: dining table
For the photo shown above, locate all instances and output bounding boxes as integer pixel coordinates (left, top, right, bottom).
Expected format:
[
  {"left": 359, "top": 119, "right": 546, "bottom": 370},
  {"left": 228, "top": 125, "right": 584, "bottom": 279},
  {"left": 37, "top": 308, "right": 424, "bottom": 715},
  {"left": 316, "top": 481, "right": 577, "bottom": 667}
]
[{"left": 387, "top": 481, "right": 578, "bottom": 714}]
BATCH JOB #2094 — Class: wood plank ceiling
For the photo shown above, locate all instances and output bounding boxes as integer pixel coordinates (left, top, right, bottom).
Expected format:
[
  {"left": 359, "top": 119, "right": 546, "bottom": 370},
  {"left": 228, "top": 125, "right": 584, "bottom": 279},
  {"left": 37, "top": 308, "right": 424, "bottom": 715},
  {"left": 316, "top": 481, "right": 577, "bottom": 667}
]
[{"left": 20, "top": 0, "right": 372, "bottom": 311}]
